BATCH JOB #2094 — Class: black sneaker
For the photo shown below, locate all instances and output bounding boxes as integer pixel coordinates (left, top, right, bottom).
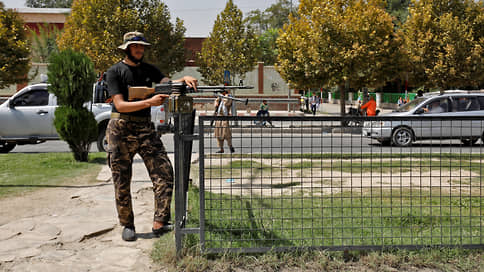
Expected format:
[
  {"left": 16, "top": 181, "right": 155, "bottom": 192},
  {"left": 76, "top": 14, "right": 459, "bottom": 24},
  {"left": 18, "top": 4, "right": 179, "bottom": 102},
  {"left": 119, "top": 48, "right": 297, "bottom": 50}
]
[
  {"left": 122, "top": 226, "right": 136, "bottom": 241},
  {"left": 152, "top": 223, "right": 174, "bottom": 237},
  {"left": 230, "top": 147, "right": 235, "bottom": 153}
]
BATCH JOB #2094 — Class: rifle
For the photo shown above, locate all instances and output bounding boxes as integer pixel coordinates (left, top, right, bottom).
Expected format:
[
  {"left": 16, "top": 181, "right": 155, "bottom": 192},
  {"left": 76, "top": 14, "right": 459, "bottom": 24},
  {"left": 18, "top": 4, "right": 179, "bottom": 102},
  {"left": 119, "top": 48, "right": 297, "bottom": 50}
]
[
  {"left": 128, "top": 81, "right": 253, "bottom": 101},
  {"left": 214, "top": 93, "right": 249, "bottom": 105}
]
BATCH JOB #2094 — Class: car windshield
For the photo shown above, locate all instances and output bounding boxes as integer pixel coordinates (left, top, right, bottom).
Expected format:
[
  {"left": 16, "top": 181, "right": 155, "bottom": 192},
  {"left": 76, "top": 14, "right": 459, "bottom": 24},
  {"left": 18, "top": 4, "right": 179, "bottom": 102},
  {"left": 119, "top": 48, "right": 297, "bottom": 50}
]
[{"left": 394, "top": 97, "right": 427, "bottom": 112}]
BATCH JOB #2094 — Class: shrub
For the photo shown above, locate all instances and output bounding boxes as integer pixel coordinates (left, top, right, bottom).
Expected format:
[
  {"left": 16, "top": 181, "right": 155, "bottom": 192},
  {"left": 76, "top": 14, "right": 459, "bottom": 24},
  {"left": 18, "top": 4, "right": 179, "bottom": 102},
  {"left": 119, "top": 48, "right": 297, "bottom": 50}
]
[{"left": 48, "top": 49, "right": 97, "bottom": 161}]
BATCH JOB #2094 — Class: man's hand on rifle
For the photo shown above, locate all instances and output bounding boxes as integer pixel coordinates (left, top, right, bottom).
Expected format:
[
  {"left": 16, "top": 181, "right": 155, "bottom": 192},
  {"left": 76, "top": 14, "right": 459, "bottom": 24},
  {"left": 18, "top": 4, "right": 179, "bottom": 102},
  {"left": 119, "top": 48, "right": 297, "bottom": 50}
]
[
  {"left": 173, "top": 76, "right": 198, "bottom": 91},
  {"left": 148, "top": 94, "right": 169, "bottom": 107}
]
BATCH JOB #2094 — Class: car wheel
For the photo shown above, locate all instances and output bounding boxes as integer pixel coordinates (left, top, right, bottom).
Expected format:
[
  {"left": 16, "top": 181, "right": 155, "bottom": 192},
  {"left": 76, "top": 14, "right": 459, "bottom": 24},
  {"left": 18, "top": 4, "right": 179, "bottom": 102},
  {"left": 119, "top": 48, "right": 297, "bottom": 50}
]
[
  {"left": 97, "top": 126, "right": 108, "bottom": 152},
  {"left": 461, "top": 137, "right": 478, "bottom": 146},
  {"left": 392, "top": 127, "right": 413, "bottom": 147},
  {"left": 0, "top": 141, "right": 16, "bottom": 153}
]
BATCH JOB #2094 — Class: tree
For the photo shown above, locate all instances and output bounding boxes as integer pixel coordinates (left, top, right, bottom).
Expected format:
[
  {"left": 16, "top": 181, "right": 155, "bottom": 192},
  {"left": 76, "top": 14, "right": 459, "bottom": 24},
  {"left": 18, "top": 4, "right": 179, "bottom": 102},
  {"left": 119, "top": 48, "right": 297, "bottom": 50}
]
[
  {"left": 403, "top": 0, "right": 484, "bottom": 90},
  {"left": 197, "top": 0, "right": 258, "bottom": 85},
  {"left": 26, "top": 0, "right": 72, "bottom": 8},
  {"left": 258, "top": 28, "right": 279, "bottom": 65},
  {"left": 29, "top": 24, "right": 60, "bottom": 63},
  {"left": 246, "top": 0, "right": 295, "bottom": 65},
  {"left": 277, "top": 0, "right": 404, "bottom": 114},
  {"left": 135, "top": 0, "right": 186, "bottom": 74},
  {"left": 386, "top": 0, "right": 410, "bottom": 25},
  {"left": 246, "top": 0, "right": 295, "bottom": 34},
  {"left": 48, "top": 49, "right": 97, "bottom": 162},
  {"left": 57, "top": 0, "right": 186, "bottom": 75},
  {"left": 0, "top": 2, "right": 31, "bottom": 89}
]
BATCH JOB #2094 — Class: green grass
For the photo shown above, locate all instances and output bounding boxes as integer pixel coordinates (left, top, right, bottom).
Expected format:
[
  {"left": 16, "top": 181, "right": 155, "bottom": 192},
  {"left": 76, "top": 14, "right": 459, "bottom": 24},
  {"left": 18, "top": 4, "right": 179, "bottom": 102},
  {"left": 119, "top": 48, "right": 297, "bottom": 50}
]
[
  {"left": 0, "top": 152, "right": 106, "bottom": 198},
  {"left": 153, "top": 245, "right": 483, "bottom": 272},
  {"left": 190, "top": 189, "right": 482, "bottom": 250},
  {"left": 155, "top": 153, "right": 484, "bottom": 271},
  {"left": 210, "top": 152, "right": 484, "bottom": 160},
  {"left": 154, "top": 186, "right": 484, "bottom": 271},
  {"left": 286, "top": 159, "right": 484, "bottom": 174}
]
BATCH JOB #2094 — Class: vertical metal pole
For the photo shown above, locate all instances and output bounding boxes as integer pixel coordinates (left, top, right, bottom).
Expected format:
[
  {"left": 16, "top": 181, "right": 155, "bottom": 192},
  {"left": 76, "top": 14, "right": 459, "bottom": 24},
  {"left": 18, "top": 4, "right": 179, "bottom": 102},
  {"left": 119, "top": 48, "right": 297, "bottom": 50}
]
[
  {"left": 174, "top": 113, "right": 184, "bottom": 254},
  {"left": 173, "top": 94, "right": 194, "bottom": 255},
  {"left": 198, "top": 116, "right": 206, "bottom": 252}
]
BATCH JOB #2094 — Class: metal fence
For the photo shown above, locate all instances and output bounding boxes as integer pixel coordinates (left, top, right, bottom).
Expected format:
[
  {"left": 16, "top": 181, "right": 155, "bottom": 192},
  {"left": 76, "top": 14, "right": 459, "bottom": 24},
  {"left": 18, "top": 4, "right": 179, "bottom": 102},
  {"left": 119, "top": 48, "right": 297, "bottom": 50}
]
[{"left": 179, "top": 115, "right": 483, "bottom": 254}]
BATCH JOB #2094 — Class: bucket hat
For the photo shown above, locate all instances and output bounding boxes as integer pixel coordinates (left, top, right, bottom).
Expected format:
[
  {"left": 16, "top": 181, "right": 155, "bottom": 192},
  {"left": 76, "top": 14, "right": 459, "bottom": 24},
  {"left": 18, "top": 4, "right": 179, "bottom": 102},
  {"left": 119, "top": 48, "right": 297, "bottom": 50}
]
[{"left": 118, "top": 31, "right": 151, "bottom": 50}]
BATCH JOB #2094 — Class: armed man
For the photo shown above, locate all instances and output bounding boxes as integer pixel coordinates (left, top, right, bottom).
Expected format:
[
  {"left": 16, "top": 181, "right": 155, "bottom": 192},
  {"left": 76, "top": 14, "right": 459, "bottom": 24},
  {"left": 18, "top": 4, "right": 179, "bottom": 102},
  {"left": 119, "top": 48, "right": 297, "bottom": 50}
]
[{"left": 105, "top": 31, "right": 198, "bottom": 241}]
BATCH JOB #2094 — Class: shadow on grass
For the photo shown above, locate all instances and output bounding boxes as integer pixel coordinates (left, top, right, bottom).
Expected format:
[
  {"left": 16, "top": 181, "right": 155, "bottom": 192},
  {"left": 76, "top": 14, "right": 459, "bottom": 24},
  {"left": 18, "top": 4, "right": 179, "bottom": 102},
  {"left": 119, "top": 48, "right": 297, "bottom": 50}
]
[
  {"left": 89, "top": 157, "right": 107, "bottom": 165},
  {"left": 204, "top": 198, "right": 295, "bottom": 249}
]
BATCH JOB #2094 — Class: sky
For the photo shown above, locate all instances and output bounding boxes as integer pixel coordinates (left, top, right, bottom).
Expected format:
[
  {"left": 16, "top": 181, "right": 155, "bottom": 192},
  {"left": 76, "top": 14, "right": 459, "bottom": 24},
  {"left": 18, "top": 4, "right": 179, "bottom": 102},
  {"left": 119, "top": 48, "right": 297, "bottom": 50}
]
[{"left": 1, "top": 0, "right": 299, "bottom": 37}]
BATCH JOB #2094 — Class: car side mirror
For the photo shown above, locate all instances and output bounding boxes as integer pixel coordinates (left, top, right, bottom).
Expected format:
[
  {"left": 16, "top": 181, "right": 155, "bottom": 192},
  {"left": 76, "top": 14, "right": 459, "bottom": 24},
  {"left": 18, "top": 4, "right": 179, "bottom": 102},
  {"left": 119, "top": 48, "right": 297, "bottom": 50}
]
[
  {"left": 414, "top": 108, "right": 424, "bottom": 114},
  {"left": 7, "top": 99, "right": 15, "bottom": 108}
]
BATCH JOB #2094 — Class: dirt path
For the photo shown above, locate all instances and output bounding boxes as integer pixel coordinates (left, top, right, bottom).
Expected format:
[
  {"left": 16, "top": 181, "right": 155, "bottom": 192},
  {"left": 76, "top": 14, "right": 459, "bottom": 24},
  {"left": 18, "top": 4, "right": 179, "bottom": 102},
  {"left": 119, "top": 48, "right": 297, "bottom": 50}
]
[{"left": 0, "top": 155, "right": 168, "bottom": 271}]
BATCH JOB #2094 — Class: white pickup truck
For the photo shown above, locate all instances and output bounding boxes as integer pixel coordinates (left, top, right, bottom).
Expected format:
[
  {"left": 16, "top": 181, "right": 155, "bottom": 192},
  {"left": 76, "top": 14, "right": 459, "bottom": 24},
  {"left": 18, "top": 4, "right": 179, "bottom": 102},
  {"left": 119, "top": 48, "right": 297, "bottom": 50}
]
[{"left": 0, "top": 83, "right": 169, "bottom": 153}]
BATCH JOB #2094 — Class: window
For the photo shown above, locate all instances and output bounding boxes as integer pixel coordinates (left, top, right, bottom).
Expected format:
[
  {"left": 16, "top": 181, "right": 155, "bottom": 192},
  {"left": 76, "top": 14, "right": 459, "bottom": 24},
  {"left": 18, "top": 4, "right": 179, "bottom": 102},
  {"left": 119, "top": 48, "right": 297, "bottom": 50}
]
[
  {"left": 13, "top": 90, "right": 49, "bottom": 106},
  {"left": 478, "top": 97, "right": 484, "bottom": 110},
  {"left": 454, "top": 96, "right": 479, "bottom": 112},
  {"left": 422, "top": 98, "right": 449, "bottom": 114}
]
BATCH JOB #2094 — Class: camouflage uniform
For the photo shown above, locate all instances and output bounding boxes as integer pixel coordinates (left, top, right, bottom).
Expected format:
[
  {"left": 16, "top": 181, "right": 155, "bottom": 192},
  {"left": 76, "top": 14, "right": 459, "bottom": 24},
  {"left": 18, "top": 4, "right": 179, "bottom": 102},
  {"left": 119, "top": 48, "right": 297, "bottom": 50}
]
[{"left": 107, "top": 118, "right": 173, "bottom": 228}]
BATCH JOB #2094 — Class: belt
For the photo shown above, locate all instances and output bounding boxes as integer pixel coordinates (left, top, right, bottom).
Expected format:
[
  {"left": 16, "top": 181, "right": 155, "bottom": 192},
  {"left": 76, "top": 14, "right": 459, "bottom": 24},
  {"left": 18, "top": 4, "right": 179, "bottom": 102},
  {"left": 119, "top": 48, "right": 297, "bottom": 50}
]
[{"left": 111, "top": 112, "right": 150, "bottom": 122}]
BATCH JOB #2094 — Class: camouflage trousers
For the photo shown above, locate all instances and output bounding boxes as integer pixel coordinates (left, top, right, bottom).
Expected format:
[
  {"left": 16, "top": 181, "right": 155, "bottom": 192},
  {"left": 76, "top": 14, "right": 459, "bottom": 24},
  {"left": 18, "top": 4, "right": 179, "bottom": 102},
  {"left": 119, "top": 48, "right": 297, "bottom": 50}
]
[{"left": 107, "top": 118, "right": 174, "bottom": 228}]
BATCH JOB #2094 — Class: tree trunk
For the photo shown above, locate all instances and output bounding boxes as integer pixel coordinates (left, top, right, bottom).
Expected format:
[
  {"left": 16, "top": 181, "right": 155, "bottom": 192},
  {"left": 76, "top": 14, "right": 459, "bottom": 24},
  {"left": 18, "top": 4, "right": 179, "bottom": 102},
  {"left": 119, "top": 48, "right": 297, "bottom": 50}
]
[
  {"left": 339, "top": 83, "right": 346, "bottom": 116},
  {"left": 69, "top": 142, "right": 90, "bottom": 162},
  {"left": 339, "top": 83, "right": 346, "bottom": 127}
]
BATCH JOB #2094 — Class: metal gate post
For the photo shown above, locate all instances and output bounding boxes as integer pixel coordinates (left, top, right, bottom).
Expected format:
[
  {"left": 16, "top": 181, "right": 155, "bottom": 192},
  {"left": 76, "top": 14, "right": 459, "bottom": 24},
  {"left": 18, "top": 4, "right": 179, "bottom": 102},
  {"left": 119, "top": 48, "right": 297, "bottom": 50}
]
[{"left": 171, "top": 92, "right": 195, "bottom": 254}]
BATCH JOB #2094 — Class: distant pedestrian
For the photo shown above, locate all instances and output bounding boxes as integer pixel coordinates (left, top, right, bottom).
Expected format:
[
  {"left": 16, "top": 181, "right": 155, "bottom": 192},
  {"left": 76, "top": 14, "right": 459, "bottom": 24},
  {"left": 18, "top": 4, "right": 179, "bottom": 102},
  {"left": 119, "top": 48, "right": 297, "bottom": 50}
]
[
  {"left": 214, "top": 90, "right": 235, "bottom": 153},
  {"left": 356, "top": 91, "right": 363, "bottom": 106},
  {"left": 361, "top": 96, "right": 377, "bottom": 116},
  {"left": 256, "top": 99, "right": 272, "bottom": 126},
  {"left": 397, "top": 96, "right": 404, "bottom": 107},
  {"left": 310, "top": 95, "right": 318, "bottom": 115}
]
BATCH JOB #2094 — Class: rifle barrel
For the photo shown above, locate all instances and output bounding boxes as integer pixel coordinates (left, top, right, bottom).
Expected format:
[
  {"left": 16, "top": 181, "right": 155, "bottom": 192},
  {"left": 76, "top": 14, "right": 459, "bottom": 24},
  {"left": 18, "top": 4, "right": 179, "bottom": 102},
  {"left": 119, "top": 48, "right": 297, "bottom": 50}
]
[{"left": 196, "top": 85, "right": 254, "bottom": 90}]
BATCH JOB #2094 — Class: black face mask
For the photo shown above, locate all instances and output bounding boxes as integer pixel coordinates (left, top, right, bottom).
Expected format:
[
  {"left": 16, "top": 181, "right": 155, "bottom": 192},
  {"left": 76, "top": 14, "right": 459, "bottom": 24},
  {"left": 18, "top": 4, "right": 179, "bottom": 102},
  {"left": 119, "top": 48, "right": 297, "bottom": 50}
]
[{"left": 126, "top": 49, "right": 143, "bottom": 65}]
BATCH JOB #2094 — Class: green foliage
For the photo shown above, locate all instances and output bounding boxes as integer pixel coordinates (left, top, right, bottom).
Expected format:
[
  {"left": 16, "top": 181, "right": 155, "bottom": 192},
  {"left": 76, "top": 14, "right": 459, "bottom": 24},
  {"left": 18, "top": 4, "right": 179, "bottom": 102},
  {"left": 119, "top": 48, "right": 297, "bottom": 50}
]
[
  {"left": 57, "top": 0, "right": 186, "bottom": 74},
  {"left": 134, "top": 0, "right": 186, "bottom": 75},
  {"left": 197, "top": 0, "right": 258, "bottom": 84},
  {"left": 246, "top": 0, "right": 295, "bottom": 65},
  {"left": 54, "top": 106, "right": 98, "bottom": 162},
  {"left": 246, "top": 0, "right": 295, "bottom": 34},
  {"left": 277, "top": 0, "right": 405, "bottom": 91},
  {"left": 29, "top": 24, "right": 60, "bottom": 63},
  {"left": 403, "top": 0, "right": 484, "bottom": 90},
  {"left": 0, "top": 2, "right": 31, "bottom": 88},
  {"left": 257, "top": 28, "right": 279, "bottom": 65},
  {"left": 386, "top": 0, "right": 410, "bottom": 25},
  {"left": 48, "top": 49, "right": 97, "bottom": 162},
  {"left": 48, "top": 49, "right": 96, "bottom": 108},
  {"left": 26, "top": 0, "right": 72, "bottom": 8}
]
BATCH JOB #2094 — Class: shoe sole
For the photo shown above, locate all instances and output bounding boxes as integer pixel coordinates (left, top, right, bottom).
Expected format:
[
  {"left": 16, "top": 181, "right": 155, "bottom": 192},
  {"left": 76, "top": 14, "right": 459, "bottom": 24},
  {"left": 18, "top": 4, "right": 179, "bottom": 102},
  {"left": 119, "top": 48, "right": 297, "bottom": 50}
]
[{"left": 152, "top": 224, "right": 174, "bottom": 237}]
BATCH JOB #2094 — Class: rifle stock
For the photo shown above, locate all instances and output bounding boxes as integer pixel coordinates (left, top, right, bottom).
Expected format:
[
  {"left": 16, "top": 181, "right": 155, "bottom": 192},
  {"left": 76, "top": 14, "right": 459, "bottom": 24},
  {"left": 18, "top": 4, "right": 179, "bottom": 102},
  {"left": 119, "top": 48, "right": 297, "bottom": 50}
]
[{"left": 128, "top": 86, "right": 156, "bottom": 101}]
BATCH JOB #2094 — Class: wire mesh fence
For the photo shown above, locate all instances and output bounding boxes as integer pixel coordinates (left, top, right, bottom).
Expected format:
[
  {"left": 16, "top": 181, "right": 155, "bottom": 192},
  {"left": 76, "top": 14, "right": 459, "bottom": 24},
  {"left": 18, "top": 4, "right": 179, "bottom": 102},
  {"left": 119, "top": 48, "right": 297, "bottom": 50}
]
[{"left": 190, "top": 116, "right": 483, "bottom": 254}]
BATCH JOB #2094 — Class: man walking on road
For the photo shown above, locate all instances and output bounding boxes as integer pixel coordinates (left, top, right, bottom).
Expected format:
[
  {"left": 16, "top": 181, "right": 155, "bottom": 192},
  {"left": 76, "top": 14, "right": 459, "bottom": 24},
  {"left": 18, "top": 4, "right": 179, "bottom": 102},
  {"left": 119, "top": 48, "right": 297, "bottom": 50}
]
[
  {"left": 214, "top": 90, "right": 235, "bottom": 153},
  {"left": 106, "top": 31, "right": 198, "bottom": 241}
]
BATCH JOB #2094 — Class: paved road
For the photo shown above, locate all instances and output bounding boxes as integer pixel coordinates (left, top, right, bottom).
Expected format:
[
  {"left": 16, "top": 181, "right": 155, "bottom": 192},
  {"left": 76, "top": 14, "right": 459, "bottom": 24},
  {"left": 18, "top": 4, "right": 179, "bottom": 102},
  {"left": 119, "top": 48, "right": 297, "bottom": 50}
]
[{"left": 9, "top": 132, "right": 484, "bottom": 155}]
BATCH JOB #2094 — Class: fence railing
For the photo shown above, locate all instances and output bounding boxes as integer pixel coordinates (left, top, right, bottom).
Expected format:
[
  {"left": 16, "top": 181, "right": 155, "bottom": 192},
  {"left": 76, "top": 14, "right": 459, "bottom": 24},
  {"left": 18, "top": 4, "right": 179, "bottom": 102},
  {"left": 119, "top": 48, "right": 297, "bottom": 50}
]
[{"left": 180, "top": 116, "right": 483, "bottom": 254}]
